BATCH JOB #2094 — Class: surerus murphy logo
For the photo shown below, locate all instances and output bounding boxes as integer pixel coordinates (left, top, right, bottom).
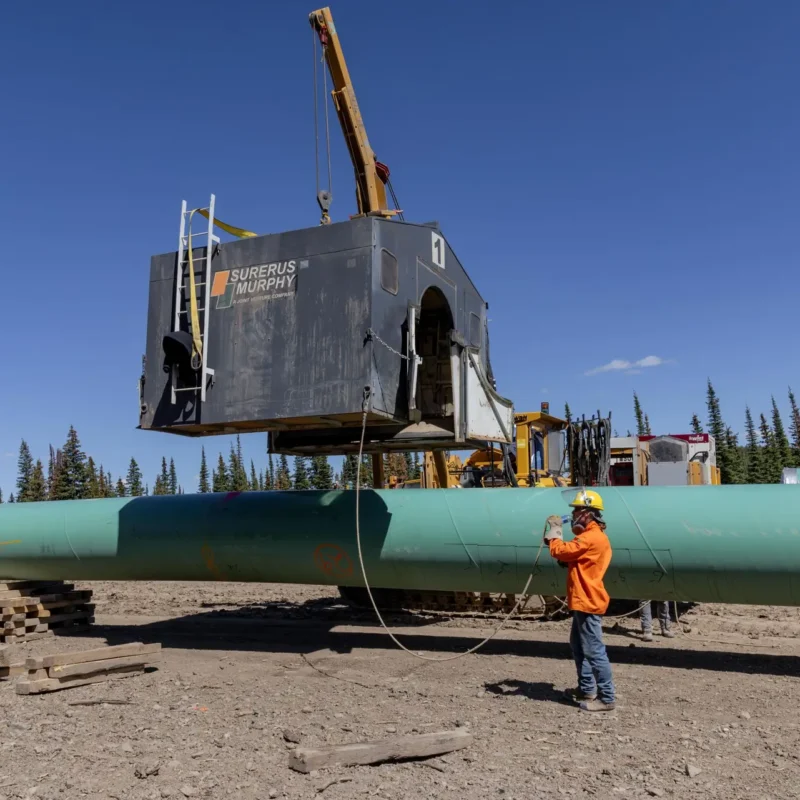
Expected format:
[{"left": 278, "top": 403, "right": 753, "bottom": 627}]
[{"left": 210, "top": 261, "right": 302, "bottom": 309}]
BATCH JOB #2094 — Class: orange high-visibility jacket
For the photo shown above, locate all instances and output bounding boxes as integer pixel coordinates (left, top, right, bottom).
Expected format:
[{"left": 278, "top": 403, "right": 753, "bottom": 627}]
[{"left": 549, "top": 520, "right": 612, "bottom": 615}]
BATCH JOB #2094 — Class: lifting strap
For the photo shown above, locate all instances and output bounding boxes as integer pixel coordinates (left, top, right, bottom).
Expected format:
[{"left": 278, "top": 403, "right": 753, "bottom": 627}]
[{"left": 186, "top": 210, "right": 260, "bottom": 364}]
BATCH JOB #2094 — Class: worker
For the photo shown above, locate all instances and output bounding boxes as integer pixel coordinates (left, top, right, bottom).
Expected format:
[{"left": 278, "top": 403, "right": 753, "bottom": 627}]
[
  {"left": 639, "top": 600, "right": 675, "bottom": 641},
  {"left": 544, "top": 490, "right": 616, "bottom": 712}
]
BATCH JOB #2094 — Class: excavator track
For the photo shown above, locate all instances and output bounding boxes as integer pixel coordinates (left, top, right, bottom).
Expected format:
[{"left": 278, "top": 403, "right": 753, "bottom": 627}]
[{"left": 338, "top": 586, "right": 565, "bottom": 618}]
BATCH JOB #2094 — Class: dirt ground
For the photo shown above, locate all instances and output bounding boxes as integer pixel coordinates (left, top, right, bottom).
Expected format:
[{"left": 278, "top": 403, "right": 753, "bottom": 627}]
[{"left": 1, "top": 582, "right": 799, "bottom": 800}]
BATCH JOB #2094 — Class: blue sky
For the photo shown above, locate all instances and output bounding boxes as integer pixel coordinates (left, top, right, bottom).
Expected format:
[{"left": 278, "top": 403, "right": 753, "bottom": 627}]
[{"left": 1, "top": 1, "right": 798, "bottom": 495}]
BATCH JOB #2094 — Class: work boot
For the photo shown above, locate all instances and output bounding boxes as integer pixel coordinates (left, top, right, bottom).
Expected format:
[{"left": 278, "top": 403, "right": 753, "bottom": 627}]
[
  {"left": 563, "top": 687, "right": 597, "bottom": 703},
  {"left": 641, "top": 631, "right": 653, "bottom": 642},
  {"left": 579, "top": 699, "right": 616, "bottom": 712},
  {"left": 661, "top": 628, "right": 675, "bottom": 639}
]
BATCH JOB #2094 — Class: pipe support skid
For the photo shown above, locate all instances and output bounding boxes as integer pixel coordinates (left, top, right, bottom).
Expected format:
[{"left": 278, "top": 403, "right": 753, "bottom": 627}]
[{"left": 0, "top": 486, "right": 799, "bottom": 605}]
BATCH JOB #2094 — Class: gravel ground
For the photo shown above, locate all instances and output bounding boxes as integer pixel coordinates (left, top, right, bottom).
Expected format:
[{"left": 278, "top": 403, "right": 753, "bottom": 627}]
[{"left": 0, "top": 581, "right": 798, "bottom": 800}]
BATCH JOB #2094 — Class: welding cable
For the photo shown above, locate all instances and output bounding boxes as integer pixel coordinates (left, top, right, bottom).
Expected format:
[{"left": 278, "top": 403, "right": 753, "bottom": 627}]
[{"left": 353, "top": 400, "right": 547, "bottom": 662}]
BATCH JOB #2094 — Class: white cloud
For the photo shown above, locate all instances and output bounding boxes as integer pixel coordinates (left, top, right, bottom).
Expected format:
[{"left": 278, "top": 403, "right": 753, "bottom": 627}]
[{"left": 585, "top": 355, "right": 669, "bottom": 377}]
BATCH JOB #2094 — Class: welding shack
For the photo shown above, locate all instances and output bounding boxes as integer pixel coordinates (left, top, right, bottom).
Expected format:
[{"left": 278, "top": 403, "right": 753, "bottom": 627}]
[{"left": 138, "top": 211, "right": 513, "bottom": 455}]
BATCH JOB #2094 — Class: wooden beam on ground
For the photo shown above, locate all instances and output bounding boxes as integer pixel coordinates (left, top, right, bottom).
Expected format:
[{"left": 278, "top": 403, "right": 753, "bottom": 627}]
[
  {"left": 16, "top": 665, "right": 146, "bottom": 695},
  {"left": 288, "top": 729, "right": 472, "bottom": 773},
  {"left": 25, "top": 642, "right": 160, "bottom": 671}
]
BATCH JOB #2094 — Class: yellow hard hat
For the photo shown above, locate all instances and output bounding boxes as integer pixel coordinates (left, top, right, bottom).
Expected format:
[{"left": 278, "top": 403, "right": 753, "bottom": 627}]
[{"left": 569, "top": 489, "right": 604, "bottom": 512}]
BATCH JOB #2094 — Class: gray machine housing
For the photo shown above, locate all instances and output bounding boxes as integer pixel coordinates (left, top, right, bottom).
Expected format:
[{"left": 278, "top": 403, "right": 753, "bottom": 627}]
[{"left": 139, "top": 216, "right": 513, "bottom": 454}]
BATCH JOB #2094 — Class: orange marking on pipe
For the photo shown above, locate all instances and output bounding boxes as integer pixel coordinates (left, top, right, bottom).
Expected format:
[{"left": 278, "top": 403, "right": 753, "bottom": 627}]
[
  {"left": 313, "top": 543, "right": 354, "bottom": 580},
  {"left": 201, "top": 542, "right": 225, "bottom": 581},
  {"left": 0, "top": 540, "right": 21, "bottom": 548}
]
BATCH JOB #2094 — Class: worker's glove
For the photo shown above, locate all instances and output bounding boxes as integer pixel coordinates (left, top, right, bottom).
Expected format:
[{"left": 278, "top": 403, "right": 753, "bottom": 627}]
[{"left": 543, "top": 515, "right": 564, "bottom": 542}]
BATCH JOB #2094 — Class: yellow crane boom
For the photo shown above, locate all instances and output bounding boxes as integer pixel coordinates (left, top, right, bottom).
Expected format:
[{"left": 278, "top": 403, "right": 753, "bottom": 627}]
[{"left": 309, "top": 7, "right": 399, "bottom": 219}]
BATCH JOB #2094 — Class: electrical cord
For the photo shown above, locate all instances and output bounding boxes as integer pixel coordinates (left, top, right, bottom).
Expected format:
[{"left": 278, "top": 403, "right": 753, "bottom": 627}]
[{"left": 353, "top": 398, "right": 547, "bottom": 662}]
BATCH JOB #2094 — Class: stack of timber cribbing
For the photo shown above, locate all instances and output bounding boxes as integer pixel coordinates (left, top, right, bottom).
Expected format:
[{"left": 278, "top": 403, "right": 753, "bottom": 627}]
[
  {"left": 17, "top": 642, "right": 161, "bottom": 694},
  {"left": 0, "top": 580, "right": 94, "bottom": 644}
]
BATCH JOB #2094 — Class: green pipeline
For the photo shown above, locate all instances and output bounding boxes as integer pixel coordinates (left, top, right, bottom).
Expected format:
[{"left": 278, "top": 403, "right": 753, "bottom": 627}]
[{"left": 0, "top": 486, "right": 799, "bottom": 605}]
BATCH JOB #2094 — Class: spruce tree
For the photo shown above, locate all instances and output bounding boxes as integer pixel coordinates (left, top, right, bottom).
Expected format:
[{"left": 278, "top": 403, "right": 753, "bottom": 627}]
[
  {"left": 412, "top": 452, "right": 421, "bottom": 480},
  {"left": 153, "top": 457, "right": 169, "bottom": 495},
  {"left": 771, "top": 397, "right": 792, "bottom": 474},
  {"left": 85, "top": 457, "right": 101, "bottom": 498},
  {"left": 403, "top": 452, "right": 414, "bottom": 480},
  {"left": 105, "top": 471, "right": 116, "bottom": 498},
  {"left": 293, "top": 456, "right": 311, "bottom": 490},
  {"left": 789, "top": 387, "right": 800, "bottom": 466},
  {"left": 259, "top": 470, "right": 265, "bottom": 490},
  {"left": 199, "top": 448, "right": 210, "bottom": 493},
  {"left": 389, "top": 453, "right": 408, "bottom": 481},
  {"left": 310, "top": 455, "right": 334, "bottom": 490},
  {"left": 250, "top": 460, "right": 259, "bottom": 491},
  {"left": 8, "top": 494, "right": 15, "bottom": 503},
  {"left": 229, "top": 443, "right": 248, "bottom": 491},
  {"left": 47, "top": 445, "right": 62, "bottom": 500},
  {"left": 126, "top": 458, "right": 145, "bottom": 497},
  {"left": 53, "top": 427, "right": 88, "bottom": 500},
  {"left": 0, "top": 488, "right": 3, "bottom": 503},
  {"left": 16, "top": 440, "right": 34, "bottom": 502},
  {"left": 633, "top": 392, "right": 647, "bottom": 436},
  {"left": 168, "top": 458, "right": 178, "bottom": 495},
  {"left": 98, "top": 468, "right": 107, "bottom": 498},
  {"left": 690, "top": 414, "right": 703, "bottom": 434},
  {"left": 744, "top": 407, "right": 764, "bottom": 484},
  {"left": 115, "top": 477, "right": 127, "bottom": 497},
  {"left": 277, "top": 454, "right": 292, "bottom": 489},
  {"left": 759, "top": 413, "right": 780, "bottom": 483},
  {"left": 360, "top": 455, "right": 374, "bottom": 487},
  {"left": 706, "top": 381, "right": 732, "bottom": 483},
  {"left": 341, "top": 454, "right": 357, "bottom": 487},
  {"left": 28, "top": 460, "right": 46, "bottom": 502},
  {"left": 644, "top": 414, "right": 652, "bottom": 436},
  {"left": 213, "top": 454, "right": 230, "bottom": 493},
  {"left": 269, "top": 454, "right": 276, "bottom": 490},
  {"left": 724, "top": 427, "right": 745, "bottom": 484},
  {"left": 564, "top": 403, "right": 573, "bottom": 424}
]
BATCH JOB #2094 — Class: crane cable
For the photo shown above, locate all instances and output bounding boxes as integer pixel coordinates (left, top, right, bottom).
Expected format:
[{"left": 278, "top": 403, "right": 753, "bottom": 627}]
[
  {"left": 312, "top": 29, "right": 333, "bottom": 224},
  {"left": 353, "top": 392, "right": 549, "bottom": 663}
]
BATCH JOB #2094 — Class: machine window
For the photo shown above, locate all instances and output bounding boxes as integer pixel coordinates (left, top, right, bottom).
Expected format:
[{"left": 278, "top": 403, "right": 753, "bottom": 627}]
[
  {"left": 469, "top": 313, "right": 481, "bottom": 346},
  {"left": 380, "top": 249, "right": 398, "bottom": 295}
]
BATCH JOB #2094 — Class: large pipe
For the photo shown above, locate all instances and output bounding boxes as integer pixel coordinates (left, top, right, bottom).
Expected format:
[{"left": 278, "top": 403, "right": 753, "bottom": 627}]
[{"left": 0, "top": 486, "right": 799, "bottom": 605}]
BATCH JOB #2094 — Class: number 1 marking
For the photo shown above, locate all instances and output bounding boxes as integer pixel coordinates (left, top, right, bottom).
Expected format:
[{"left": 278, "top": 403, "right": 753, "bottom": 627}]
[{"left": 431, "top": 232, "right": 445, "bottom": 269}]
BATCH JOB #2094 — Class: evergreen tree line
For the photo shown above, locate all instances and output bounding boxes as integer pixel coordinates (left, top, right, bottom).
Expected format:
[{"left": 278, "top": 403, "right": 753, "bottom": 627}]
[
  {"left": 1, "top": 429, "right": 424, "bottom": 502},
  {"left": 631, "top": 382, "right": 800, "bottom": 484},
  {"left": 3, "top": 426, "right": 182, "bottom": 504},
  {"left": 202, "top": 440, "right": 421, "bottom": 493}
]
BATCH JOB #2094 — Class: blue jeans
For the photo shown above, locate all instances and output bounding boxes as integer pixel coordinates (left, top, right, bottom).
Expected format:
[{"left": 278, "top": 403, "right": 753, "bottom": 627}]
[
  {"left": 640, "top": 601, "right": 670, "bottom": 633},
  {"left": 570, "top": 611, "right": 615, "bottom": 704}
]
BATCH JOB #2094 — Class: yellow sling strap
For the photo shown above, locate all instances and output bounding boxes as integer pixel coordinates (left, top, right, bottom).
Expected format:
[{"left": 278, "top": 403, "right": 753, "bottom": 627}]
[{"left": 185, "top": 209, "right": 259, "bottom": 364}]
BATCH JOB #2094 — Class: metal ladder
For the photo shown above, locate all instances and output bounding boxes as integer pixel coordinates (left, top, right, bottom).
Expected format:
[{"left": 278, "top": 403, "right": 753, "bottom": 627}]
[{"left": 170, "top": 194, "right": 219, "bottom": 404}]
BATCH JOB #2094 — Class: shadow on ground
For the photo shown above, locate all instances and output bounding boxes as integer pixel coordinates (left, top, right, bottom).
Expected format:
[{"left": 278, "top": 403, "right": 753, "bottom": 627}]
[{"left": 71, "top": 603, "right": 800, "bottom": 679}]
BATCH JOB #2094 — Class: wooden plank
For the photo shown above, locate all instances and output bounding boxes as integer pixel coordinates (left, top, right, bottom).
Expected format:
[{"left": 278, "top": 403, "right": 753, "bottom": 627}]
[
  {"left": 26, "top": 642, "right": 160, "bottom": 670},
  {"left": 0, "top": 598, "right": 42, "bottom": 611},
  {"left": 0, "top": 630, "right": 54, "bottom": 644},
  {"left": 0, "top": 665, "right": 26, "bottom": 680},
  {"left": 16, "top": 665, "right": 145, "bottom": 695},
  {"left": 0, "top": 581, "right": 66, "bottom": 592},
  {"left": 288, "top": 729, "right": 473, "bottom": 773},
  {"left": 49, "top": 652, "right": 158, "bottom": 680},
  {"left": 3, "top": 618, "right": 41, "bottom": 632},
  {"left": 0, "top": 584, "right": 74, "bottom": 601},
  {"left": 45, "top": 608, "right": 95, "bottom": 626}
]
